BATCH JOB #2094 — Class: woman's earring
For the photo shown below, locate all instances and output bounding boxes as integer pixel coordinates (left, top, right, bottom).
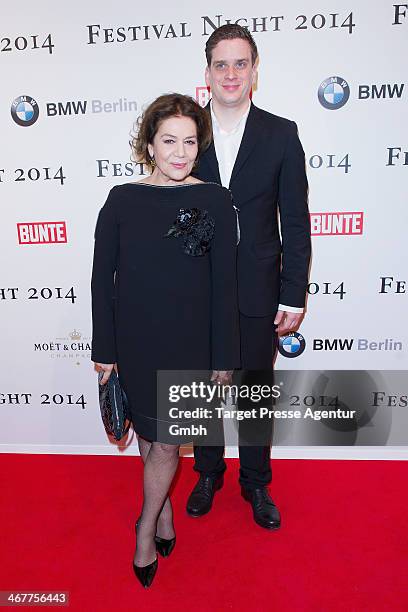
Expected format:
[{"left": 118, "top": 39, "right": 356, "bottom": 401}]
[{"left": 150, "top": 155, "right": 156, "bottom": 168}]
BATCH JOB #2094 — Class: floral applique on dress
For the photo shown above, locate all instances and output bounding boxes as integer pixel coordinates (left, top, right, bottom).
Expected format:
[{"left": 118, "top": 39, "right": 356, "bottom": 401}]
[{"left": 164, "top": 208, "right": 215, "bottom": 256}]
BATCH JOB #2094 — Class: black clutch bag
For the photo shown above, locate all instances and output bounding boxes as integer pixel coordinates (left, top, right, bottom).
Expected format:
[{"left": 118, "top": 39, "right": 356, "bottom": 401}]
[{"left": 98, "top": 369, "right": 131, "bottom": 441}]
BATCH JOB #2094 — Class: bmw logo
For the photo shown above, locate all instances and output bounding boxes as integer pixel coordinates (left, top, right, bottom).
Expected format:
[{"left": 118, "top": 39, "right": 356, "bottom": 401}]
[
  {"left": 278, "top": 332, "right": 306, "bottom": 358},
  {"left": 318, "top": 77, "right": 350, "bottom": 110},
  {"left": 11, "top": 95, "right": 39, "bottom": 126}
]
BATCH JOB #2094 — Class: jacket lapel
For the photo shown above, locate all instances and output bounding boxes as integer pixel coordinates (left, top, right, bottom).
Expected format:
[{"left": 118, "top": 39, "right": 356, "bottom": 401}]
[
  {"left": 199, "top": 103, "right": 220, "bottom": 183},
  {"left": 229, "top": 103, "right": 263, "bottom": 187},
  {"left": 202, "top": 140, "right": 221, "bottom": 184},
  {"left": 201, "top": 101, "right": 263, "bottom": 186}
]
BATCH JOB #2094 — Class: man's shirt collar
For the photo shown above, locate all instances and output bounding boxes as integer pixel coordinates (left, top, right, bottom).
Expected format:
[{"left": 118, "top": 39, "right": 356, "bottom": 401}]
[{"left": 210, "top": 101, "right": 251, "bottom": 136}]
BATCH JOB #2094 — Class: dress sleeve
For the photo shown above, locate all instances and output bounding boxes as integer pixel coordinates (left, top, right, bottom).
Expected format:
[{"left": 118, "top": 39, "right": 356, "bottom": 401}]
[
  {"left": 209, "top": 189, "right": 241, "bottom": 370},
  {"left": 91, "top": 187, "right": 119, "bottom": 363}
]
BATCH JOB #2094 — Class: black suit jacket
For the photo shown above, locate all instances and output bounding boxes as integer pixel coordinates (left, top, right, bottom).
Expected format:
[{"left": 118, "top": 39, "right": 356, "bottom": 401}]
[{"left": 195, "top": 102, "right": 311, "bottom": 317}]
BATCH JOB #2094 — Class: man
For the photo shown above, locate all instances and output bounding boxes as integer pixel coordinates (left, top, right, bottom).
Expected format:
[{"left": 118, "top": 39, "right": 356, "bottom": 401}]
[{"left": 187, "top": 24, "right": 311, "bottom": 529}]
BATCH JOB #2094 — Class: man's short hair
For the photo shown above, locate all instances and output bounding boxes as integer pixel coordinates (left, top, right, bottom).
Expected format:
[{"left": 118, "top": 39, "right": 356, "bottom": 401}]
[{"left": 205, "top": 24, "right": 258, "bottom": 66}]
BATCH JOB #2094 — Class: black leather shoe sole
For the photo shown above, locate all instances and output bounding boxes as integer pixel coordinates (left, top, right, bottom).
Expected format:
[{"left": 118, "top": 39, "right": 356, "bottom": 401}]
[
  {"left": 186, "top": 476, "right": 224, "bottom": 517},
  {"left": 241, "top": 488, "right": 281, "bottom": 530}
]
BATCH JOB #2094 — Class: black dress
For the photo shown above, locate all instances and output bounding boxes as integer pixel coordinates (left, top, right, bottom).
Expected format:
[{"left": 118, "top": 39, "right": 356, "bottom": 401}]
[{"left": 91, "top": 182, "right": 240, "bottom": 441}]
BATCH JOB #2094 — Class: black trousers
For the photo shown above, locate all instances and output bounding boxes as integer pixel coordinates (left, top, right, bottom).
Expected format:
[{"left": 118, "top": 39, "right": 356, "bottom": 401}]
[{"left": 193, "top": 313, "right": 277, "bottom": 490}]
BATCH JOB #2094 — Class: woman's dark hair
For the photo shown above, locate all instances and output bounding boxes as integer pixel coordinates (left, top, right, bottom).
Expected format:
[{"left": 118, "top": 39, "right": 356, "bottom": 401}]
[
  {"left": 205, "top": 24, "right": 258, "bottom": 66},
  {"left": 131, "top": 93, "right": 212, "bottom": 171}
]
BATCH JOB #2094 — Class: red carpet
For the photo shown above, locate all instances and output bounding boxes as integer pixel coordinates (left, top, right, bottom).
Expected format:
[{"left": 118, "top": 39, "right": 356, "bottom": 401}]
[{"left": 0, "top": 454, "right": 407, "bottom": 611}]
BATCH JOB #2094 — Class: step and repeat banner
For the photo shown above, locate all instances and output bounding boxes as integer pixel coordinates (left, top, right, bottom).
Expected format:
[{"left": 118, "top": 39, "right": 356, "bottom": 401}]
[{"left": 1, "top": 1, "right": 407, "bottom": 457}]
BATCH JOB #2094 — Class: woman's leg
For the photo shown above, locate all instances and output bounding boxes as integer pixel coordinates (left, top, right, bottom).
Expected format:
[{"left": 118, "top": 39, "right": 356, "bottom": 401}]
[
  {"left": 137, "top": 435, "right": 176, "bottom": 539},
  {"left": 134, "top": 441, "right": 180, "bottom": 566}
]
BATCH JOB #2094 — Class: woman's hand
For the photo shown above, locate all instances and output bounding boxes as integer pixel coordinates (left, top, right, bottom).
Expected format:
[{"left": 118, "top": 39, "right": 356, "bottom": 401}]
[
  {"left": 211, "top": 370, "right": 233, "bottom": 385},
  {"left": 94, "top": 362, "right": 116, "bottom": 385}
]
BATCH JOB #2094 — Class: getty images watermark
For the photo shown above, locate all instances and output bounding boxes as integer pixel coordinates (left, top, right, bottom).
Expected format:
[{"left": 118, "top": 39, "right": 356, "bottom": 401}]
[
  {"left": 164, "top": 378, "right": 356, "bottom": 440},
  {"left": 156, "top": 370, "right": 407, "bottom": 446}
]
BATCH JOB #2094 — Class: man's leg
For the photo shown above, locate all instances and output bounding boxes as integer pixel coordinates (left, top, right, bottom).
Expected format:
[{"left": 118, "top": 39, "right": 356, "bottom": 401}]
[
  {"left": 238, "top": 313, "right": 280, "bottom": 529},
  {"left": 193, "top": 445, "right": 226, "bottom": 479},
  {"left": 187, "top": 406, "right": 226, "bottom": 516}
]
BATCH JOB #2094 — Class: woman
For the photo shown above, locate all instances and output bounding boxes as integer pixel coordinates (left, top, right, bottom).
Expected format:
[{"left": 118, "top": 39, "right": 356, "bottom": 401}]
[{"left": 91, "top": 94, "right": 240, "bottom": 588}]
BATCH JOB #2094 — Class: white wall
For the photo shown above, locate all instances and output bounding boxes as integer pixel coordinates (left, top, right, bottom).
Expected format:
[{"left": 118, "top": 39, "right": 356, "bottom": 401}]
[{"left": 1, "top": 1, "right": 407, "bottom": 457}]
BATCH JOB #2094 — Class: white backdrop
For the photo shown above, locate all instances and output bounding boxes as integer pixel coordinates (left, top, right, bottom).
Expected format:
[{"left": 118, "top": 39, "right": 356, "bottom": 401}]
[{"left": 1, "top": 1, "right": 407, "bottom": 458}]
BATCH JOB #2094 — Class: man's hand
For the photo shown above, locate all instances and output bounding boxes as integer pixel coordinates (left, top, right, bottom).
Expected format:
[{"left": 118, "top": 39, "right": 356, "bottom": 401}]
[
  {"left": 211, "top": 370, "right": 233, "bottom": 385},
  {"left": 94, "top": 362, "right": 115, "bottom": 385},
  {"left": 274, "top": 310, "right": 304, "bottom": 336}
]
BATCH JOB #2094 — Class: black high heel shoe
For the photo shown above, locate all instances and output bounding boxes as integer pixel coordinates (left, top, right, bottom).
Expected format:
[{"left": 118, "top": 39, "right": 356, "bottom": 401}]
[
  {"left": 135, "top": 517, "right": 176, "bottom": 558},
  {"left": 132, "top": 557, "right": 158, "bottom": 588},
  {"left": 154, "top": 535, "right": 176, "bottom": 558},
  {"left": 133, "top": 521, "right": 158, "bottom": 588}
]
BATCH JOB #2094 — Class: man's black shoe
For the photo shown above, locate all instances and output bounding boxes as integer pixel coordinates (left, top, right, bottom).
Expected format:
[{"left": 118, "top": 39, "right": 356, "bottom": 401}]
[
  {"left": 241, "top": 487, "right": 281, "bottom": 530},
  {"left": 186, "top": 475, "right": 224, "bottom": 517}
]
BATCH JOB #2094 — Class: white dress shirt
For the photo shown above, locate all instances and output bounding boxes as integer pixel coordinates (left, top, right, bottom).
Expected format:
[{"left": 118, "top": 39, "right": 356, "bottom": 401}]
[
  {"left": 210, "top": 102, "right": 303, "bottom": 315},
  {"left": 211, "top": 102, "right": 251, "bottom": 189}
]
